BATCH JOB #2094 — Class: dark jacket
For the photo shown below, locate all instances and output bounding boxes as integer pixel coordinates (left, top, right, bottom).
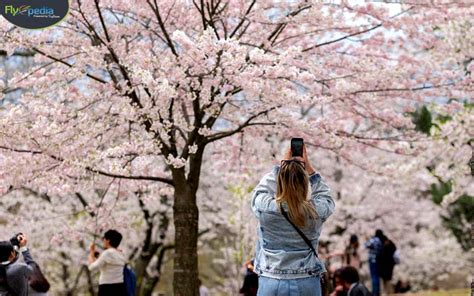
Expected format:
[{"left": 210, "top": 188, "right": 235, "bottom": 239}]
[
  {"left": 377, "top": 240, "right": 396, "bottom": 280},
  {"left": 239, "top": 268, "right": 258, "bottom": 296},
  {"left": 0, "top": 249, "right": 36, "bottom": 296},
  {"left": 348, "top": 282, "right": 372, "bottom": 296}
]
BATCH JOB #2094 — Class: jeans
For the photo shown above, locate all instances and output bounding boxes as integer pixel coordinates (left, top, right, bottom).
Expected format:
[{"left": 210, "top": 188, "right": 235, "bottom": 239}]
[
  {"left": 257, "top": 275, "right": 321, "bottom": 296},
  {"left": 369, "top": 261, "right": 380, "bottom": 296}
]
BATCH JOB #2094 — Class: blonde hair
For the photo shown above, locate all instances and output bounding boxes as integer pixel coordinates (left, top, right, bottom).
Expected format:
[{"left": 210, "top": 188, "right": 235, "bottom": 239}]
[{"left": 276, "top": 161, "right": 317, "bottom": 228}]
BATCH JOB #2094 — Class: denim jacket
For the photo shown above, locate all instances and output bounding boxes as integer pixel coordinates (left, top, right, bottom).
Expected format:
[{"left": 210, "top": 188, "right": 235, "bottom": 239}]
[{"left": 251, "top": 165, "right": 335, "bottom": 279}]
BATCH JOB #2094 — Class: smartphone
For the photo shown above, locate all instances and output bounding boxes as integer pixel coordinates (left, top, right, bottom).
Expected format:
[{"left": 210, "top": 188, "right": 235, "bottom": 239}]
[{"left": 291, "top": 138, "right": 304, "bottom": 157}]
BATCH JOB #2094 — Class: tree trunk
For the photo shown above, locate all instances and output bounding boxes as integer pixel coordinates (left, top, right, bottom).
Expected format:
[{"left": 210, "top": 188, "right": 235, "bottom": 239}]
[{"left": 172, "top": 183, "right": 199, "bottom": 295}]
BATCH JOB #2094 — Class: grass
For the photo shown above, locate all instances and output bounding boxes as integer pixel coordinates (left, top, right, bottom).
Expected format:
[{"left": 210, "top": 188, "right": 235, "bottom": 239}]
[{"left": 408, "top": 289, "right": 470, "bottom": 296}]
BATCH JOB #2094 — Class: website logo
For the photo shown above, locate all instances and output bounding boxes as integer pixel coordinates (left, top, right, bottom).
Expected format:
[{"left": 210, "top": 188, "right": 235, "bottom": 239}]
[{"left": 1, "top": 0, "right": 69, "bottom": 29}]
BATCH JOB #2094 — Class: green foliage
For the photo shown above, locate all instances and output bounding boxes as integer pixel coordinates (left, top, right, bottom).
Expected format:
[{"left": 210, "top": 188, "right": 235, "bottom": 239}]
[
  {"left": 440, "top": 194, "right": 474, "bottom": 251},
  {"left": 430, "top": 181, "right": 452, "bottom": 205},
  {"left": 410, "top": 106, "right": 433, "bottom": 135},
  {"left": 436, "top": 114, "right": 452, "bottom": 124},
  {"left": 464, "top": 101, "right": 474, "bottom": 109},
  {"left": 429, "top": 180, "right": 473, "bottom": 251}
]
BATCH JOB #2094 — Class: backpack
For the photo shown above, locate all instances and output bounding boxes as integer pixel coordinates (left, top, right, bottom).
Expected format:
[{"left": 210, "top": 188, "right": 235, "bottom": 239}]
[
  {"left": 393, "top": 249, "right": 401, "bottom": 265},
  {"left": 123, "top": 264, "right": 137, "bottom": 296}
]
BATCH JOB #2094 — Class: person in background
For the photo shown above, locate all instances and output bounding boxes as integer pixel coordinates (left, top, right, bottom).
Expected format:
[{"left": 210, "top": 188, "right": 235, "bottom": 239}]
[
  {"left": 325, "top": 234, "right": 362, "bottom": 276},
  {"left": 0, "top": 234, "right": 36, "bottom": 296},
  {"left": 364, "top": 230, "right": 384, "bottom": 296},
  {"left": 198, "top": 278, "right": 209, "bottom": 296},
  {"left": 377, "top": 235, "right": 397, "bottom": 295},
  {"left": 344, "top": 235, "right": 361, "bottom": 270},
  {"left": 88, "top": 229, "right": 127, "bottom": 296},
  {"left": 340, "top": 266, "right": 372, "bottom": 296},
  {"left": 394, "top": 278, "right": 411, "bottom": 293},
  {"left": 330, "top": 268, "right": 347, "bottom": 296},
  {"left": 239, "top": 259, "right": 258, "bottom": 296}
]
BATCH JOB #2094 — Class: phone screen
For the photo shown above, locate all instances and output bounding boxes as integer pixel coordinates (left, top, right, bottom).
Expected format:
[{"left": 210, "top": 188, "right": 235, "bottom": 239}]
[{"left": 291, "top": 138, "right": 304, "bottom": 157}]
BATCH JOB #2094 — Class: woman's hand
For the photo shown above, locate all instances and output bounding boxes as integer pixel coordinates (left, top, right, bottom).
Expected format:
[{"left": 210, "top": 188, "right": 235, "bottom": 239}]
[
  {"left": 283, "top": 148, "right": 292, "bottom": 160},
  {"left": 282, "top": 146, "right": 315, "bottom": 175},
  {"left": 303, "top": 144, "right": 316, "bottom": 175},
  {"left": 88, "top": 243, "right": 97, "bottom": 264}
]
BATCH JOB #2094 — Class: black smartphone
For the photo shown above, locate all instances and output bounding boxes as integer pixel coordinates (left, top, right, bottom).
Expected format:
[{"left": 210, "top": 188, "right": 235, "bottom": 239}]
[{"left": 291, "top": 138, "right": 304, "bottom": 157}]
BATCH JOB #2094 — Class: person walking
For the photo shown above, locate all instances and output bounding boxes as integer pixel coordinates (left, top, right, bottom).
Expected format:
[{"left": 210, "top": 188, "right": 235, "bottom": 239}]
[
  {"left": 252, "top": 142, "right": 335, "bottom": 296},
  {"left": 364, "top": 230, "right": 384, "bottom": 296},
  {"left": 88, "top": 229, "right": 127, "bottom": 296},
  {"left": 0, "top": 234, "right": 36, "bottom": 296}
]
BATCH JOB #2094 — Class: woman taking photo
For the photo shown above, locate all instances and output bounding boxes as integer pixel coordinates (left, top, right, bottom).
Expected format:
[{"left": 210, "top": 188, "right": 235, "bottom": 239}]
[{"left": 251, "top": 143, "right": 335, "bottom": 296}]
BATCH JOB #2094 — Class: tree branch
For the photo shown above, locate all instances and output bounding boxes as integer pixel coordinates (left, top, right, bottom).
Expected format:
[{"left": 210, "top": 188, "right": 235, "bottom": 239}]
[
  {"left": 32, "top": 47, "right": 107, "bottom": 84},
  {"left": 229, "top": 0, "right": 256, "bottom": 38},
  {"left": 147, "top": 0, "right": 178, "bottom": 56},
  {"left": 0, "top": 145, "right": 174, "bottom": 185},
  {"left": 350, "top": 82, "right": 455, "bottom": 95},
  {"left": 303, "top": 23, "right": 382, "bottom": 52},
  {"left": 205, "top": 106, "right": 278, "bottom": 143}
]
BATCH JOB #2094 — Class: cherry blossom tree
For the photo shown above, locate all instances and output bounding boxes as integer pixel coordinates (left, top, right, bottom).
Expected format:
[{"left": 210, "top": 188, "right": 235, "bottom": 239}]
[{"left": 0, "top": 1, "right": 472, "bottom": 295}]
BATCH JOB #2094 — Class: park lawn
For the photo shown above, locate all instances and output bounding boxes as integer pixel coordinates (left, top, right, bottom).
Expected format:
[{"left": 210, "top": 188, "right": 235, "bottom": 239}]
[{"left": 409, "top": 289, "right": 470, "bottom": 296}]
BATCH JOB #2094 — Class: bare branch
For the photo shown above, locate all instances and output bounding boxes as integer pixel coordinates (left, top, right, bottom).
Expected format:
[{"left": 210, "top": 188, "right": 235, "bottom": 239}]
[
  {"left": 302, "top": 23, "right": 382, "bottom": 52},
  {"left": 350, "top": 82, "right": 455, "bottom": 95},
  {"left": 32, "top": 47, "right": 107, "bottom": 84},
  {"left": 205, "top": 106, "right": 279, "bottom": 143},
  {"left": 229, "top": 0, "right": 256, "bottom": 38},
  {"left": 147, "top": 0, "right": 178, "bottom": 56}
]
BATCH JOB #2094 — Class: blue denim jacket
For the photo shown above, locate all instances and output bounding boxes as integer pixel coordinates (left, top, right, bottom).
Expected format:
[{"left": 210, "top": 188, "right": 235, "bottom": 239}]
[
  {"left": 251, "top": 166, "right": 335, "bottom": 279},
  {"left": 365, "top": 236, "right": 383, "bottom": 263}
]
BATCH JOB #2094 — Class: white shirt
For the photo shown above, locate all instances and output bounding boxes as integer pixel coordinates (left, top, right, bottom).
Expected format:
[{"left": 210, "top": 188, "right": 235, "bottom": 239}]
[{"left": 88, "top": 248, "right": 126, "bottom": 285}]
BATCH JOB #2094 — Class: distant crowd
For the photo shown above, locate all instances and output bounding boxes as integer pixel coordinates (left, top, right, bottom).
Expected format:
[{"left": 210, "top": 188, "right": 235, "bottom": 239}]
[{"left": 240, "top": 229, "right": 411, "bottom": 296}]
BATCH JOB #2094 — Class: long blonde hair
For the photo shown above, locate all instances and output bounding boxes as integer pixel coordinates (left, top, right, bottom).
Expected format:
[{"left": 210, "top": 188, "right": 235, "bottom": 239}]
[{"left": 276, "top": 161, "right": 317, "bottom": 228}]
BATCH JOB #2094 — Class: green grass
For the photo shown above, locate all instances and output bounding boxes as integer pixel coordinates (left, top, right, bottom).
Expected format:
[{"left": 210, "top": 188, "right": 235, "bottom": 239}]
[{"left": 410, "top": 289, "right": 470, "bottom": 296}]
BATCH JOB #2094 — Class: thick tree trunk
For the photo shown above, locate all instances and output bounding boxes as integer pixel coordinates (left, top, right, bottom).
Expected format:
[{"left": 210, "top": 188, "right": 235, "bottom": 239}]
[
  {"left": 173, "top": 184, "right": 199, "bottom": 296},
  {"left": 172, "top": 145, "right": 204, "bottom": 296}
]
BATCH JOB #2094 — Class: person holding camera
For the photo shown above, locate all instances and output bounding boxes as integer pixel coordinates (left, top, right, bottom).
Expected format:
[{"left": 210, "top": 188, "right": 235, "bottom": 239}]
[
  {"left": 0, "top": 233, "right": 36, "bottom": 296},
  {"left": 88, "top": 229, "right": 127, "bottom": 296},
  {"left": 251, "top": 140, "right": 335, "bottom": 296}
]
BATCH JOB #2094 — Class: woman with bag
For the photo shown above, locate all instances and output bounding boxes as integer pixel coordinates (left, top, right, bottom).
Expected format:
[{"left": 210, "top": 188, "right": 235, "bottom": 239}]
[
  {"left": 251, "top": 141, "right": 335, "bottom": 296},
  {"left": 88, "top": 229, "right": 127, "bottom": 296}
]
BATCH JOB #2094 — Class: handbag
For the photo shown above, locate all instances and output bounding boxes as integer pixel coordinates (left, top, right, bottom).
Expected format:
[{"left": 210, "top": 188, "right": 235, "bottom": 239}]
[
  {"left": 29, "top": 263, "right": 50, "bottom": 293},
  {"left": 280, "top": 204, "right": 329, "bottom": 296}
]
